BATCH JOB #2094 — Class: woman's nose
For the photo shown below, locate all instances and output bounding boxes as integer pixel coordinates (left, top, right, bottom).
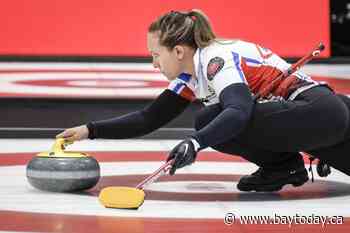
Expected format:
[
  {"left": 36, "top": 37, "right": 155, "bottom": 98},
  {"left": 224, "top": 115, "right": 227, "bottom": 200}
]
[{"left": 152, "top": 60, "right": 160, "bottom": 69}]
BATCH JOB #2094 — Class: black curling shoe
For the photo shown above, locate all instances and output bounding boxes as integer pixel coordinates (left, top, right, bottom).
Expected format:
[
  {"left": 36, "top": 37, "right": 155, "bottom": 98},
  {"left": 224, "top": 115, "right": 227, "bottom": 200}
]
[{"left": 237, "top": 166, "right": 309, "bottom": 192}]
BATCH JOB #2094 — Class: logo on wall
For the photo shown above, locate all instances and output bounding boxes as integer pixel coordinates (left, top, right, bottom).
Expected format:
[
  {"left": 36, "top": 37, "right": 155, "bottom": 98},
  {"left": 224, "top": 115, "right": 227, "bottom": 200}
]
[{"left": 0, "top": 64, "right": 168, "bottom": 99}]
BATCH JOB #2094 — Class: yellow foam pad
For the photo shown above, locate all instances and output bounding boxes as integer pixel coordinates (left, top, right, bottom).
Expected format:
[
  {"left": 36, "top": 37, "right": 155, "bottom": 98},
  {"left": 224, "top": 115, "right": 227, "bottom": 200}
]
[{"left": 99, "top": 187, "right": 145, "bottom": 209}]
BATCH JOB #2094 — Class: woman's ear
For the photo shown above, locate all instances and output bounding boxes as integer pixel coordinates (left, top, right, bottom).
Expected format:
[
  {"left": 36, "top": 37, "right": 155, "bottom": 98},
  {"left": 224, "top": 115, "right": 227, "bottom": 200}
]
[{"left": 173, "top": 45, "right": 185, "bottom": 60}]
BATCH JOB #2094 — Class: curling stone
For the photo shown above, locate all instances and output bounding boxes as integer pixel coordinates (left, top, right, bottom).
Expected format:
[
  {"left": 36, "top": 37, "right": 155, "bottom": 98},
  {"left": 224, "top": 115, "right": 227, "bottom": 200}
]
[{"left": 26, "top": 138, "right": 100, "bottom": 192}]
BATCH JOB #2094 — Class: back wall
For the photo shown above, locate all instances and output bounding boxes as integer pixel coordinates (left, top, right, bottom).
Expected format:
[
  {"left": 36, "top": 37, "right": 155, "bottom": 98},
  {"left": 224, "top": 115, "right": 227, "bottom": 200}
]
[{"left": 0, "top": 0, "right": 330, "bottom": 57}]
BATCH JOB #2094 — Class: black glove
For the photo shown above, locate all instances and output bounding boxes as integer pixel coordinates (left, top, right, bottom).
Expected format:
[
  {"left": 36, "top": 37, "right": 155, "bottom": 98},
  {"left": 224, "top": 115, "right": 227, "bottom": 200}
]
[
  {"left": 167, "top": 138, "right": 200, "bottom": 175},
  {"left": 316, "top": 160, "right": 331, "bottom": 177}
]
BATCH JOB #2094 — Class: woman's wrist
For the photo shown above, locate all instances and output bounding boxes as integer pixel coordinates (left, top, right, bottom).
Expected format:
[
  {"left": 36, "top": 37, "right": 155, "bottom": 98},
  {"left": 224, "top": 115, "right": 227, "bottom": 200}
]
[{"left": 86, "top": 122, "right": 97, "bottom": 139}]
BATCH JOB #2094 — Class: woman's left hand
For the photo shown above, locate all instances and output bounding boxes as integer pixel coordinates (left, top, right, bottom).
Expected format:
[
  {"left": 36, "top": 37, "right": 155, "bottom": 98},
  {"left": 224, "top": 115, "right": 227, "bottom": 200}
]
[{"left": 167, "top": 138, "right": 200, "bottom": 175}]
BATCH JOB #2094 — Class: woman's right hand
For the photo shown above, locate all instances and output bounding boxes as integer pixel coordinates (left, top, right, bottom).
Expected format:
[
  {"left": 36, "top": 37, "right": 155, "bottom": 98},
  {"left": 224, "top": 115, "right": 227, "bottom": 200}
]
[{"left": 56, "top": 125, "right": 89, "bottom": 142}]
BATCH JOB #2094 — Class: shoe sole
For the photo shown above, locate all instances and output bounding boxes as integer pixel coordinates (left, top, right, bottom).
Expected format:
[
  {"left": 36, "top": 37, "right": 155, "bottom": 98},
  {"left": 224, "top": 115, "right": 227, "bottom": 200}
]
[{"left": 237, "top": 173, "right": 309, "bottom": 192}]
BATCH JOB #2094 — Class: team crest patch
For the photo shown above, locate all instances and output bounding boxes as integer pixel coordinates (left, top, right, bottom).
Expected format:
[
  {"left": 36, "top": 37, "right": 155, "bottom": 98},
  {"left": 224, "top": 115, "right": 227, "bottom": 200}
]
[{"left": 207, "top": 57, "right": 225, "bottom": 81}]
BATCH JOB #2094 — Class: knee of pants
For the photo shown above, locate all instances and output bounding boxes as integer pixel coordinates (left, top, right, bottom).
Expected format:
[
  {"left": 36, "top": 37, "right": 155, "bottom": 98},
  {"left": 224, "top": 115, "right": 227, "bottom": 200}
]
[
  {"left": 210, "top": 142, "right": 257, "bottom": 163},
  {"left": 194, "top": 104, "right": 221, "bottom": 131},
  {"left": 194, "top": 114, "right": 205, "bottom": 131},
  {"left": 336, "top": 94, "right": 350, "bottom": 139},
  {"left": 333, "top": 95, "right": 350, "bottom": 140},
  {"left": 211, "top": 141, "right": 260, "bottom": 162},
  {"left": 336, "top": 94, "right": 350, "bottom": 108},
  {"left": 212, "top": 142, "right": 303, "bottom": 168}
]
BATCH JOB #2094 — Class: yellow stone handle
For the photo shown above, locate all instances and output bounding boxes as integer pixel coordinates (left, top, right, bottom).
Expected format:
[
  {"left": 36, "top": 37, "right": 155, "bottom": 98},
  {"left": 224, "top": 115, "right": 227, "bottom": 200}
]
[
  {"left": 51, "top": 138, "right": 74, "bottom": 155},
  {"left": 36, "top": 138, "right": 87, "bottom": 158}
]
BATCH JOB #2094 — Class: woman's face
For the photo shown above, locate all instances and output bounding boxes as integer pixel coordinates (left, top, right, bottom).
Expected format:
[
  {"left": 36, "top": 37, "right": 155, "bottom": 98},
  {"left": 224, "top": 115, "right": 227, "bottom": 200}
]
[{"left": 147, "top": 32, "right": 183, "bottom": 81}]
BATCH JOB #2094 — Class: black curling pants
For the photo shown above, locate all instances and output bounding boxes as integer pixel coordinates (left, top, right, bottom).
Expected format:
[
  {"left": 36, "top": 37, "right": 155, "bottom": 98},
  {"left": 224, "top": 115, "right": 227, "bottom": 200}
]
[
  {"left": 194, "top": 86, "right": 350, "bottom": 174},
  {"left": 306, "top": 94, "right": 350, "bottom": 175}
]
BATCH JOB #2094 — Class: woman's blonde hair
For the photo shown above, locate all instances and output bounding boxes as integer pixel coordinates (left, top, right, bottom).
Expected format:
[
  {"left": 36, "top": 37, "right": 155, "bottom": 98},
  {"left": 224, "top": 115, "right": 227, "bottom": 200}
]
[{"left": 148, "top": 9, "right": 216, "bottom": 49}]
